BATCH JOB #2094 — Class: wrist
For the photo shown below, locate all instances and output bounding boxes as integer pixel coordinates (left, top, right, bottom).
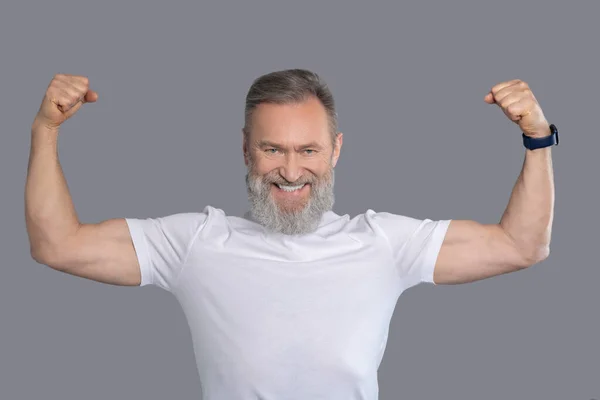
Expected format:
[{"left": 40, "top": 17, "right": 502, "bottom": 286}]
[
  {"left": 32, "top": 117, "right": 60, "bottom": 134},
  {"left": 525, "top": 146, "right": 552, "bottom": 156},
  {"left": 525, "top": 125, "right": 552, "bottom": 139},
  {"left": 522, "top": 123, "right": 558, "bottom": 151},
  {"left": 31, "top": 119, "right": 60, "bottom": 147}
]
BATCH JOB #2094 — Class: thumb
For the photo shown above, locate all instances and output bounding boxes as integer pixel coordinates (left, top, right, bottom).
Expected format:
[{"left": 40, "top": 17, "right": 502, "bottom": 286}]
[
  {"left": 83, "top": 89, "right": 98, "bottom": 103},
  {"left": 60, "top": 99, "right": 85, "bottom": 119},
  {"left": 61, "top": 90, "right": 97, "bottom": 118},
  {"left": 484, "top": 92, "right": 495, "bottom": 104}
]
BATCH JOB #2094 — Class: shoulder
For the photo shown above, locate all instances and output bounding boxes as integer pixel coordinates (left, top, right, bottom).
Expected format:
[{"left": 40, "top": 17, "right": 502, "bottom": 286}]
[
  {"left": 358, "top": 209, "right": 451, "bottom": 245},
  {"left": 361, "top": 209, "right": 427, "bottom": 234},
  {"left": 124, "top": 205, "right": 227, "bottom": 242}
]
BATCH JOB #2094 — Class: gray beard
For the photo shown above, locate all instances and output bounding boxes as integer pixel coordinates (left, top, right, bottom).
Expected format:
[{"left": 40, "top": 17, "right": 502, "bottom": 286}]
[{"left": 245, "top": 165, "right": 335, "bottom": 236}]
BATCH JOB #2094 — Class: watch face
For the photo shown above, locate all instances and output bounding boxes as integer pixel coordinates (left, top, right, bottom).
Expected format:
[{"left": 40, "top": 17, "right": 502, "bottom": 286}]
[{"left": 550, "top": 124, "right": 559, "bottom": 145}]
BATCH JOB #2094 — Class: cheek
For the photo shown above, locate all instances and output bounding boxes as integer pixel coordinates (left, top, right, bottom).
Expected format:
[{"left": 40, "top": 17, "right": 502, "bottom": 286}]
[
  {"left": 248, "top": 155, "right": 272, "bottom": 172},
  {"left": 252, "top": 158, "right": 285, "bottom": 176},
  {"left": 252, "top": 154, "right": 330, "bottom": 178},
  {"left": 252, "top": 162, "right": 275, "bottom": 177},
  {"left": 310, "top": 162, "right": 331, "bottom": 178}
]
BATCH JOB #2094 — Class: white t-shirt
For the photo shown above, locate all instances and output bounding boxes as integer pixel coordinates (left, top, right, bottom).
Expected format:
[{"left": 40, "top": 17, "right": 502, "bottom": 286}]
[{"left": 126, "top": 206, "right": 451, "bottom": 400}]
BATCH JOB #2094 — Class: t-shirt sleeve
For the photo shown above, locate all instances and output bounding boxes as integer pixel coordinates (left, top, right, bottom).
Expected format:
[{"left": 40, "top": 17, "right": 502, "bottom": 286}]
[
  {"left": 125, "top": 211, "right": 209, "bottom": 291},
  {"left": 368, "top": 210, "right": 452, "bottom": 291}
]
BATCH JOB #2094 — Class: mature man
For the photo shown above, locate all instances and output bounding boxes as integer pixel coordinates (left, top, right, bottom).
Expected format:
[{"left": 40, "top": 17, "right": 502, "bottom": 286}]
[{"left": 26, "top": 69, "right": 556, "bottom": 399}]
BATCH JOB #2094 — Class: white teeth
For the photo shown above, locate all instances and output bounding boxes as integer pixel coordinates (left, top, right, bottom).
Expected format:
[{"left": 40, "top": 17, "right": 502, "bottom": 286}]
[{"left": 277, "top": 183, "right": 305, "bottom": 192}]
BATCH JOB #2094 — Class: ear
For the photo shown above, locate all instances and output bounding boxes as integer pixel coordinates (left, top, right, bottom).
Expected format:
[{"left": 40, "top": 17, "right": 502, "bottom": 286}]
[
  {"left": 331, "top": 132, "right": 343, "bottom": 168},
  {"left": 242, "top": 128, "right": 249, "bottom": 166}
]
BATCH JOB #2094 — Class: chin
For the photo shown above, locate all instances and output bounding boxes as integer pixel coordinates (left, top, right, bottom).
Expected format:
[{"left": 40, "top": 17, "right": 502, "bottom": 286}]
[{"left": 275, "top": 200, "right": 308, "bottom": 214}]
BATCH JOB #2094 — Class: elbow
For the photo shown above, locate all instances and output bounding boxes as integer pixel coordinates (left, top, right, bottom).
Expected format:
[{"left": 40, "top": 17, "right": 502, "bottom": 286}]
[
  {"left": 30, "top": 243, "right": 63, "bottom": 269},
  {"left": 29, "top": 229, "right": 80, "bottom": 269},
  {"left": 30, "top": 246, "right": 53, "bottom": 267},
  {"left": 521, "top": 244, "right": 551, "bottom": 267},
  {"left": 30, "top": 242, "right": 46, "bottom": 264}
]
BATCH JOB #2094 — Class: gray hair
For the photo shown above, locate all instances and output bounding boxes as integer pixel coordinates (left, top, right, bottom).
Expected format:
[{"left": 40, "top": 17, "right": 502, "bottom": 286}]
[{"left": 243, "top": 68, "right": 339, "bottom": 148}]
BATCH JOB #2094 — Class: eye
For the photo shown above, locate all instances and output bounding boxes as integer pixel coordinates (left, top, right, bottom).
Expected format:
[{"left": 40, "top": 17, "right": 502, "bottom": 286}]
[
  {"left": 304, "top": 149, "right": 315, "bottom": 155},
  {"left": 265, "top": 148, "right": 278, "bottom": 154}
]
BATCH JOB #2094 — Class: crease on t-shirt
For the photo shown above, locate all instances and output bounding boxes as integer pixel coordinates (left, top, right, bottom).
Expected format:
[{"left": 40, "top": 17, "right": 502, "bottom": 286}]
[{"left": 172, "top": 210, "right": 214, "bottom": 290}]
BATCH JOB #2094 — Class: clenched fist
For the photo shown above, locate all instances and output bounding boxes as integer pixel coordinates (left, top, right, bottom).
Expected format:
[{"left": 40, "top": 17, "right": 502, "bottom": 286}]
[
  {"left": 484, "top": 79, "right": 551, "bottom": 138},
  {"left": 34, "top": 74, "right": 98, "bottom": 130}
]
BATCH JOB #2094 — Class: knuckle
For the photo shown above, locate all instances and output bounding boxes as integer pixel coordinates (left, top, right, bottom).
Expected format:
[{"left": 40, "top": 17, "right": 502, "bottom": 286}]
[
  {"left": 57, "top": 90, "right": 71, "bottom": 103},
  {"left": 500, "top": 96, "right": 515, "bottom": 108},
  {"left": 46, "top": 87, "right": 60, "bottom": 99},
  {"left": 50, "top": 78, "right": 64, "bottom": 90},
  {"left": 53, "top": 73, "right": 68, "bottom": 83}
]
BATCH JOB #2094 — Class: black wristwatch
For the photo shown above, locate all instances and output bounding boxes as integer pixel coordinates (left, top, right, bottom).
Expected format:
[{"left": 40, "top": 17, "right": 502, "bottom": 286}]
[{"left": 522, "top": 124, "right": 559, "bottom": 150}]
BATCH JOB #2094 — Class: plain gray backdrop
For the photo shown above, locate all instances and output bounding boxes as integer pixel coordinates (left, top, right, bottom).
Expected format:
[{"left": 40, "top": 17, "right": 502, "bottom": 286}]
[{"left": 1, "top": 0, "right": 597, "bottom": 399}]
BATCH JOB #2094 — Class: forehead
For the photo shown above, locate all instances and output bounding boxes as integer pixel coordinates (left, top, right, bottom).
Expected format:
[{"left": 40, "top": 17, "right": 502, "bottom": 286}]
[{"left": 249, "top": 96, "right": 330, "bottom": 146}]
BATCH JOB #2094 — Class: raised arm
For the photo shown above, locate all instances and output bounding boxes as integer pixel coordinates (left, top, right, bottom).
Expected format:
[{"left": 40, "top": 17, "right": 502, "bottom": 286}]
[
  {"left": 26, "top": 74, "right": 142, "bottom": 286},
  {"left": 433, "top": 79, "right": 554, "bottom": 285}
]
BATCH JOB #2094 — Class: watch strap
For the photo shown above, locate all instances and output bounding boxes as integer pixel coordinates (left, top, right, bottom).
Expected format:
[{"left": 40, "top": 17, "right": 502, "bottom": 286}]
[{"left": 522, "top": 124, "right": 559, "bottom": 150}]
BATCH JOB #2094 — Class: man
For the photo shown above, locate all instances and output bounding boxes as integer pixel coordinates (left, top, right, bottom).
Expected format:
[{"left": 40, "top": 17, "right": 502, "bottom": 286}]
[{"left": 25, "top": 69, "right": 555, "bottom": 399}]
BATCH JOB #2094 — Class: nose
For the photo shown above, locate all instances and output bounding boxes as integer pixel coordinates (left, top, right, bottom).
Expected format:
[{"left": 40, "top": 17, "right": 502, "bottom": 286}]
[{"left": 279, "top": 153, "right": 303, "bottom": 183}]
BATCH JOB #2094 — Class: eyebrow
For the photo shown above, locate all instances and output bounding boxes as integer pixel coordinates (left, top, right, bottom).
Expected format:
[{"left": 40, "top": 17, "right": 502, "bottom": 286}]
[{"left": 255, "top": 140, "right": 324, "bottom": 150}]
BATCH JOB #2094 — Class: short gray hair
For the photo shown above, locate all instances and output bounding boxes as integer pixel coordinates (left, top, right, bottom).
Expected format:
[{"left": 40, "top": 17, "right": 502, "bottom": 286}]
[{"left": 243, "top": 69, "right": 339, "bottom": 148}]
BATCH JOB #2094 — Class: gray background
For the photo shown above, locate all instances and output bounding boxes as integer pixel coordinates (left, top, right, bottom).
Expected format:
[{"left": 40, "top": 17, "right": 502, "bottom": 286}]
[{"left": 1, "top": 0, "right": 597, "bottom": 399}]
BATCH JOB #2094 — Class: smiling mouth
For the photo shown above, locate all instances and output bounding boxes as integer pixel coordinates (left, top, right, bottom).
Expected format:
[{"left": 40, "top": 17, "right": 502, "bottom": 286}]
[{"left": 272, "top": 183, "right": 309, "bottom": 193}]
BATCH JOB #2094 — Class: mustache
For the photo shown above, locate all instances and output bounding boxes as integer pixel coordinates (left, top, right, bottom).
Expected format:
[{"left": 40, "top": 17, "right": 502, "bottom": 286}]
[
  {"left": 268, "top": 179, "right": 313, "bottom": 186},
  {"left": 261, "top": 173, "right": 317, "bottom": 186}
]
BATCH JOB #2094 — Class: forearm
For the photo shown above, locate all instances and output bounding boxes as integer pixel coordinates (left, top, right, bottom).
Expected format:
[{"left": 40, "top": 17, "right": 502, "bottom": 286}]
[
  {"left": 26, "top": 121, "right": 81, "bottom": 261},
  {"left": 499, "top": 146, "right": 554, "bottom": 262}
]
